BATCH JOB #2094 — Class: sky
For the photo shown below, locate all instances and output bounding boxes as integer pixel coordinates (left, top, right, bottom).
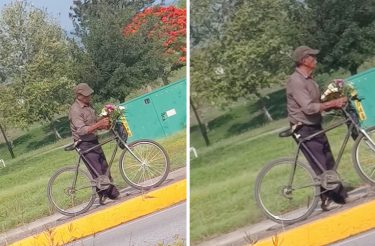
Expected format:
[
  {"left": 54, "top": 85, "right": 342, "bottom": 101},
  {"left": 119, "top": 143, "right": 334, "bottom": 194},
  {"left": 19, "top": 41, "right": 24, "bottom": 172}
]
[{"left": 0, "top": 0, "right": 178, "bottom": 32}]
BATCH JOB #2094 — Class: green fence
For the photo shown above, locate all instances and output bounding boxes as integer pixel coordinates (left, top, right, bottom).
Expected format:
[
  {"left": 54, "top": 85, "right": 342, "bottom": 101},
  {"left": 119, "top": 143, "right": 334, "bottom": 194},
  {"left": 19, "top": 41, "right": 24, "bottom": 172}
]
[{"left": 120, "top": 78, "right": 186, "bottom": 141}]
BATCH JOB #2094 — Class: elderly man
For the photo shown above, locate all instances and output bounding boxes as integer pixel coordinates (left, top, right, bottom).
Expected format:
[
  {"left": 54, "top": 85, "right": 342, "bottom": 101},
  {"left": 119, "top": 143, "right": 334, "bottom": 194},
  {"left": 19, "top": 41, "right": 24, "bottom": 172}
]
[
  {"left": 69, "top": 83, "right": 119, "bottom": 203},
  {"left": 287, "top": 46, "right": 348, "bottom": 210}
]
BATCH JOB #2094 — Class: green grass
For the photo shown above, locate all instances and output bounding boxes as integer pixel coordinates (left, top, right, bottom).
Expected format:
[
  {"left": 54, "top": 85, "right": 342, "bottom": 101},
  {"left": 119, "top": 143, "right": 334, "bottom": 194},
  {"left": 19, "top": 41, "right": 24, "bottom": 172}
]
[
  {"left": 190, "top": 89, "right": 287, "bottom": 149},
  {"left": 0, "top": 129, "right": 186, "bottom": 233},
  {"left": 0, "top": 117, "right": 71, "bottom": 160},
  {"left": 190, "top": 91, "right": 367, "bottom": 244}
]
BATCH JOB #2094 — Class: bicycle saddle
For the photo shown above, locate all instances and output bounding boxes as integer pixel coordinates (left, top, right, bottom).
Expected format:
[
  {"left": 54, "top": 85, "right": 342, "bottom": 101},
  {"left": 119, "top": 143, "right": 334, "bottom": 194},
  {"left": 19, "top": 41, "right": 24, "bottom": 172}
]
[
  {"left": 64, "top": 143, "right": 75, "bottom": 151},
  {"left": 279, "top": 128, "right": 294, "bottom": 138}
]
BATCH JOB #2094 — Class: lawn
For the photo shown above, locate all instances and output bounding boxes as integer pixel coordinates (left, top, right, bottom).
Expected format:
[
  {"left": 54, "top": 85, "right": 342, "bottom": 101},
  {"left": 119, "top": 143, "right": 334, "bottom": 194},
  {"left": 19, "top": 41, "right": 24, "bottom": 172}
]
[
  {"left": 0, "top": 126, "right": 186, "bottom": 233},
  {"left": 190, "top": 90, "right": 366, "bottom": 244}
]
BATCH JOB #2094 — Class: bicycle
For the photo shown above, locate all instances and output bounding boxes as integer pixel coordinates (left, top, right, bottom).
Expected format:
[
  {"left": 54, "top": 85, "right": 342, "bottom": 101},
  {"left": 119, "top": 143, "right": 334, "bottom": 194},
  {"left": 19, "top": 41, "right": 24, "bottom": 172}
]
[
  {"left": 47, "top": 116, "right": 170, "bottom": 217},
  {"left": 254, "top": 98, "right": 375, "bottom": 224}
]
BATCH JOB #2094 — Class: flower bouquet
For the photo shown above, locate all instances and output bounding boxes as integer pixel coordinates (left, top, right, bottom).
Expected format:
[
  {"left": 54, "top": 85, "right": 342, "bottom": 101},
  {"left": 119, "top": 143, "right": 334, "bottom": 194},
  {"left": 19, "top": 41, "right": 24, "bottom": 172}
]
[
  {"left": 321, "top": 79, "right": 355, "bottom": 102},
  {"left": 100, "top": 104, "right": 132, "bottom": 138}
]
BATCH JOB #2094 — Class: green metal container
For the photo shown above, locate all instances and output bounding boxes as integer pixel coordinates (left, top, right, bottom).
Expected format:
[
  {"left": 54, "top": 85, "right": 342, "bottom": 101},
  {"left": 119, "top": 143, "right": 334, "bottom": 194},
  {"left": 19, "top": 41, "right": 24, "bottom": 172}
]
[
  {"left": 346, "top": 68, "right": 375, "bottom": 128},
  {"left": 120, "top": 78, "right": 186, "bottom": 141}
]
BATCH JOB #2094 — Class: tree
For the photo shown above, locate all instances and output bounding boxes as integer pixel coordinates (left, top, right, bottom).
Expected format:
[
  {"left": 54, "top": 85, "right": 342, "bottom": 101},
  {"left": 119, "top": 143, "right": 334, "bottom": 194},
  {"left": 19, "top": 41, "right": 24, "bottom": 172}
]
[
  {"left": 0, "top": 2, "right": 76, "bottom": 138},
  {"left": 191, "top": 0, "right": 296, "bottom": 121},
  {"left": 0, "top": 85, "right": 18, "bottom": 158},
  {"left": 0, "top": 123, "right": 14, "bottom": 159},
  {"left": 302, "top": 0, "right": 375, "bottom": 75},
  {"left": 70, "top": 0, "right": 164, "bottom": 101},
  {"left": 190, "top": 0, "right": 242, "bottom": 47},
  {"left": 176, "top": 0, "right": 186, "bottom": 8},
  {"left": 190, "top": 49, "right": 215, "bottom": 146},
  {"left": 123, "top": 6, "right": 186, "bottom": 85},
  {"left": 190, "top": 0, "right": 245, "bottom": 143}
]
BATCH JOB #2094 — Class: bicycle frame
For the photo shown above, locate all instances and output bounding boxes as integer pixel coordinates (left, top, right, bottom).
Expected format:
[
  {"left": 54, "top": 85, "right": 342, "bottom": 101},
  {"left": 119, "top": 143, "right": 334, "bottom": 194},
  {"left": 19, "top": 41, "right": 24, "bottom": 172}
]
[
  {"left": 72, "top": 123, "right": 142, "bottom": 184},
  {"left": 287, "top": 104, "right": 373, "bottom": 189}
]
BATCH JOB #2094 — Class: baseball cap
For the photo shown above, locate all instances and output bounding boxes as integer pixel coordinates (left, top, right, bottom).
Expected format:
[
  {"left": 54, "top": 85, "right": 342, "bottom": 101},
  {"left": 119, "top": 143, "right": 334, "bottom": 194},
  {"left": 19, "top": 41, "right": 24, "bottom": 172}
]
[
  {"left": 292, "top": 45, "right": 320, "bottom": 62},
  {"left": 74, "top": 83, "right": 94, "bottom": 96}
]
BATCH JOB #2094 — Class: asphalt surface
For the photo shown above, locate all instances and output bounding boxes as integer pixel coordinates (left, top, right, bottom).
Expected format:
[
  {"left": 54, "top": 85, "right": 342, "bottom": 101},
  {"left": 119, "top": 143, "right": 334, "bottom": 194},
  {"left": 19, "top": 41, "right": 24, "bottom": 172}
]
[
  {"left": 68, "top": 202, "right": 186, "bottom": 246},
  {"left": 332, "top": 229, "right": 375, "bottom": 246}
]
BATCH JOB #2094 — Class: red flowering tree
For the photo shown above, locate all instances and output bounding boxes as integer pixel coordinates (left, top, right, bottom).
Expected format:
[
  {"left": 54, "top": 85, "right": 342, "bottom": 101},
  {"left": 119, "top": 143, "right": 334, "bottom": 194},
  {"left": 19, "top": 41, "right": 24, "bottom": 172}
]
[{"left": 123, "top": 6, "right": 186, "bottom": 84}]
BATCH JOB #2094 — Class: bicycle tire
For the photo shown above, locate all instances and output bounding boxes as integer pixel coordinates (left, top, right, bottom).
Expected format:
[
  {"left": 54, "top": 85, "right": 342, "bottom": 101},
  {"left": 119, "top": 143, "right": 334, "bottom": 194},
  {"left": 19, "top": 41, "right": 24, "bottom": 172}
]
[
  {"left": 254, "top": 158, "right": 320, "bottom": 224},
  {"left": 352, "top": 126, "right": 375, "bottom": 185},
  {"left": 119, "top": 139, "right": 170, "bottom": 190},
  {"left": 47, "top": 166, "right": 96, "bottom": 216}
]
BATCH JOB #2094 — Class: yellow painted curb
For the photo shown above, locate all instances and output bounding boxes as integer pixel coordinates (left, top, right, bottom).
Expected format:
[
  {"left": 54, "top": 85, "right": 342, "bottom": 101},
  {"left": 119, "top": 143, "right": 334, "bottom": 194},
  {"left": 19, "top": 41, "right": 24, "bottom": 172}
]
[
  {"left": 11, "top": 180, "right": 186, "bottom": 246},
  {"left": 254, "top": 199, "right": 375, "bottom": 246}
]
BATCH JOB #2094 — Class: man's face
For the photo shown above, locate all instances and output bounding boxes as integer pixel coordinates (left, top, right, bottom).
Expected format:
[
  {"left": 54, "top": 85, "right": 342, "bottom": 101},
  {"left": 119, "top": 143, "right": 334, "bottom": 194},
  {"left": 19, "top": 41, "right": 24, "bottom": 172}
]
[
  {"left": 77, "top": 94, "right": 92, "bottom": 105},
  {"left": 302, "top": 54, "right": 317, "bottom": 69}
]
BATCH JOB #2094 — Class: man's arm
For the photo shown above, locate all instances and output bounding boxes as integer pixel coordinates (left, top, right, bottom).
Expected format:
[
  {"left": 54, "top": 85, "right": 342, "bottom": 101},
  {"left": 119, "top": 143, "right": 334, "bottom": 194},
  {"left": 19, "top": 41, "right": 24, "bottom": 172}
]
[
  {"left": 288, "top": 79, "right": 347, "bottom": 114},
  {"left": 85, "top": 117, "right": 110, "bottom": 134},
  {"left": 69, "top": 108, "right": 110, "bottom": 136},
  {"left": 320, "top": 97, "right": 347, "bottom": 112}
]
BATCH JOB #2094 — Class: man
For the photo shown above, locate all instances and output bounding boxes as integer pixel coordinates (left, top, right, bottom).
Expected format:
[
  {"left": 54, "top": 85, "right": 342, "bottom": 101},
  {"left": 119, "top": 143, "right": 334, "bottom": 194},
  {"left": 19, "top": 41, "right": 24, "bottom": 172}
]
[
  {"left": 287, "top": 46, "right": 348, "bottom": 210},
  {"left": 69, "top": 83, "right": 119, "bottom": 204}
]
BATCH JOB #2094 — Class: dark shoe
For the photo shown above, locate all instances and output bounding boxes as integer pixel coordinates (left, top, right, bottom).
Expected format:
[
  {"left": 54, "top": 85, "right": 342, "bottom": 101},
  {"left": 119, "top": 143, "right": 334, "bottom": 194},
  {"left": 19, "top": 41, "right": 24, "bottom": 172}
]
[
  {"left": 320, "top": 196, "right": 332, "bottom": 212},
  {"left": 98, "top": 193, "right": 107, "bottom": 205},
  {"left": 328, "top": 184, "right": 347, "bottom": 205},
  {"left": 107, "top": 185, "right": 120, "bottom": 200},
  {"left": 330, "top": 192, "right": 346, "bottom": 205}
]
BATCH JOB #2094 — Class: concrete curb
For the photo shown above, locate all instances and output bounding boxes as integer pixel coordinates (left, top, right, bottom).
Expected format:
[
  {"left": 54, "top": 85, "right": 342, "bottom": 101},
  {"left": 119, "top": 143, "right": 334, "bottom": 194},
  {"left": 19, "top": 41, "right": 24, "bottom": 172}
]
[
  {"left": 254, "top": 198, "right": 375, "bottom": 246},
  {"left": 10, "top": 180, "right": 186, "bottom": 246}
]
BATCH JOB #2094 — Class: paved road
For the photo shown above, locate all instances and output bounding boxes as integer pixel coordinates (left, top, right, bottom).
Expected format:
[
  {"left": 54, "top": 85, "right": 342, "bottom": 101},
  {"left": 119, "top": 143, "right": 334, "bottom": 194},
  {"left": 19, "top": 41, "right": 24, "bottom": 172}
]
[
  {"left": 68, "top": 202, "right": 186, "bottom": 246},
  {"left": 332, "top": 229, "right": 375, "bottom": 246}
]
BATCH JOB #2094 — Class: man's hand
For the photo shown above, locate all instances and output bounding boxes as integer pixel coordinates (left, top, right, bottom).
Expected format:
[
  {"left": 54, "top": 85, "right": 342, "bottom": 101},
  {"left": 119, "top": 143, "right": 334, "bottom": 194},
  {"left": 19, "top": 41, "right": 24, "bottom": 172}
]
[
  {"left": 96, "top": 117, "right": 110, "bottom": 130},
  {"left": 320, "top": 96, "right": 348, "bottom": 112},
  {"left": 86, "top": 117, "right": 110, "bottom": 134},
  {"left": 333, "top": 97, "right": 348, "bottom": 108}
]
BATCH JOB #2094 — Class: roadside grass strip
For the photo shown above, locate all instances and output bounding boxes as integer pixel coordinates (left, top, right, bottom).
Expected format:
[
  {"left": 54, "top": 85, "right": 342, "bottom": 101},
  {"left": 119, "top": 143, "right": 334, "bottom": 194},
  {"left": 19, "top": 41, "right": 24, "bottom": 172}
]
[
  {"left": 254, "top": 198, "right": 375, "bottom": 246},
  {"left": 11, "top": 179, "right": 186, "bottom": 246}
]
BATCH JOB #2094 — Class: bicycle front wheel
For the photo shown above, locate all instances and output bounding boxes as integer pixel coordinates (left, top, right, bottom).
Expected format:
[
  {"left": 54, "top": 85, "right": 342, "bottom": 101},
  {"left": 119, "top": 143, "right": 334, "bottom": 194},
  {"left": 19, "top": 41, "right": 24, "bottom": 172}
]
[
  {"left": 119, "top": 140, "right": 170, "bottom": 190},
  {"left": 255, "top": 158, "right": 319, "bottom": 224},
  {"left": 352, "top": 126, "right": 375, "bottom": 185},
  {"left": 47, "top": 166, "right": 96, "bottom": 216}
]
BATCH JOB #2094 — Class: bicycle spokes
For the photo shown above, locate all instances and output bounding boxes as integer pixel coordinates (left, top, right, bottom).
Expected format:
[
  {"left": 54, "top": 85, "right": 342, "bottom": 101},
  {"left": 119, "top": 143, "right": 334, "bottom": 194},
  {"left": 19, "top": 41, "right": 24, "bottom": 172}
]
[
  {"left": 354, "top": 129, "right": 375, "bottom": 183},
  {"left": 255, "top": 159, "right": 319, "bottom": 223},
  {"left": 119, "top": 140, "right": 170, "bottom": 190},
  {"left": 48, "top": 167, "right": 96, "bottom": 216}
]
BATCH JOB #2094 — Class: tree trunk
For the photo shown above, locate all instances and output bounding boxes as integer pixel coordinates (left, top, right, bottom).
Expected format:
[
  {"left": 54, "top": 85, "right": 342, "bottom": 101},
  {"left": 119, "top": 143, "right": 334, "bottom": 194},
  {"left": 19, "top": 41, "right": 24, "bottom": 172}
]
[
  {"left": 262, "top": 105, "right": 273, "bottom": 121},
  {"left": 258, "top": 96, "right": 273, "bottom": 121},
  {"left": 349, "top": 65, "right": 358, "bottom": 75},
  {"left": 54, "top": 127, "right": 62, "bottom": 139},
  {"left": 52, "top": 121, "right": 62, "bottom": 139},
  {"left": 0, "top": 123, "right": 15, "bottom": 159},
  {"left": 161, "top": 74, "right": 169, "bottom": 86},
  {"left": 190, "top": 97, "right": 210, "bottom": 146}
]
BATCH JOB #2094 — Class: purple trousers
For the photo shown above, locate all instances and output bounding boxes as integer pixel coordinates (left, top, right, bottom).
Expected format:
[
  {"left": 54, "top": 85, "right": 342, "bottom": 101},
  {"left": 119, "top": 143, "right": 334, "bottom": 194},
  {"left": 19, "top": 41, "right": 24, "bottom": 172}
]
[
  {"left": 293, "top": 124, "right": 347, "bottom": 203},
  {"left": 78, "top": 139, "right": 119, "bottom": 199}
]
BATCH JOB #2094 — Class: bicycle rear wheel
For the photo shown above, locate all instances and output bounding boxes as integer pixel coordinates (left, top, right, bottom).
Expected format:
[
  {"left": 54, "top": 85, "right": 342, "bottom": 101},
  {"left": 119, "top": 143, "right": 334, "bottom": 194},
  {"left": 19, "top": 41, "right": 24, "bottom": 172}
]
[
  {"left": 352, "top": 126, "right": 375, "bottom": 185},
  {"left": 255, "top": 158, "right": 319, "bottom": 224},
  {"left": 47, "top": 166, "right": 96, "bottom": 216},
  {"left": 119, "top": 139, "right": 170, "bottom": 190}
]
